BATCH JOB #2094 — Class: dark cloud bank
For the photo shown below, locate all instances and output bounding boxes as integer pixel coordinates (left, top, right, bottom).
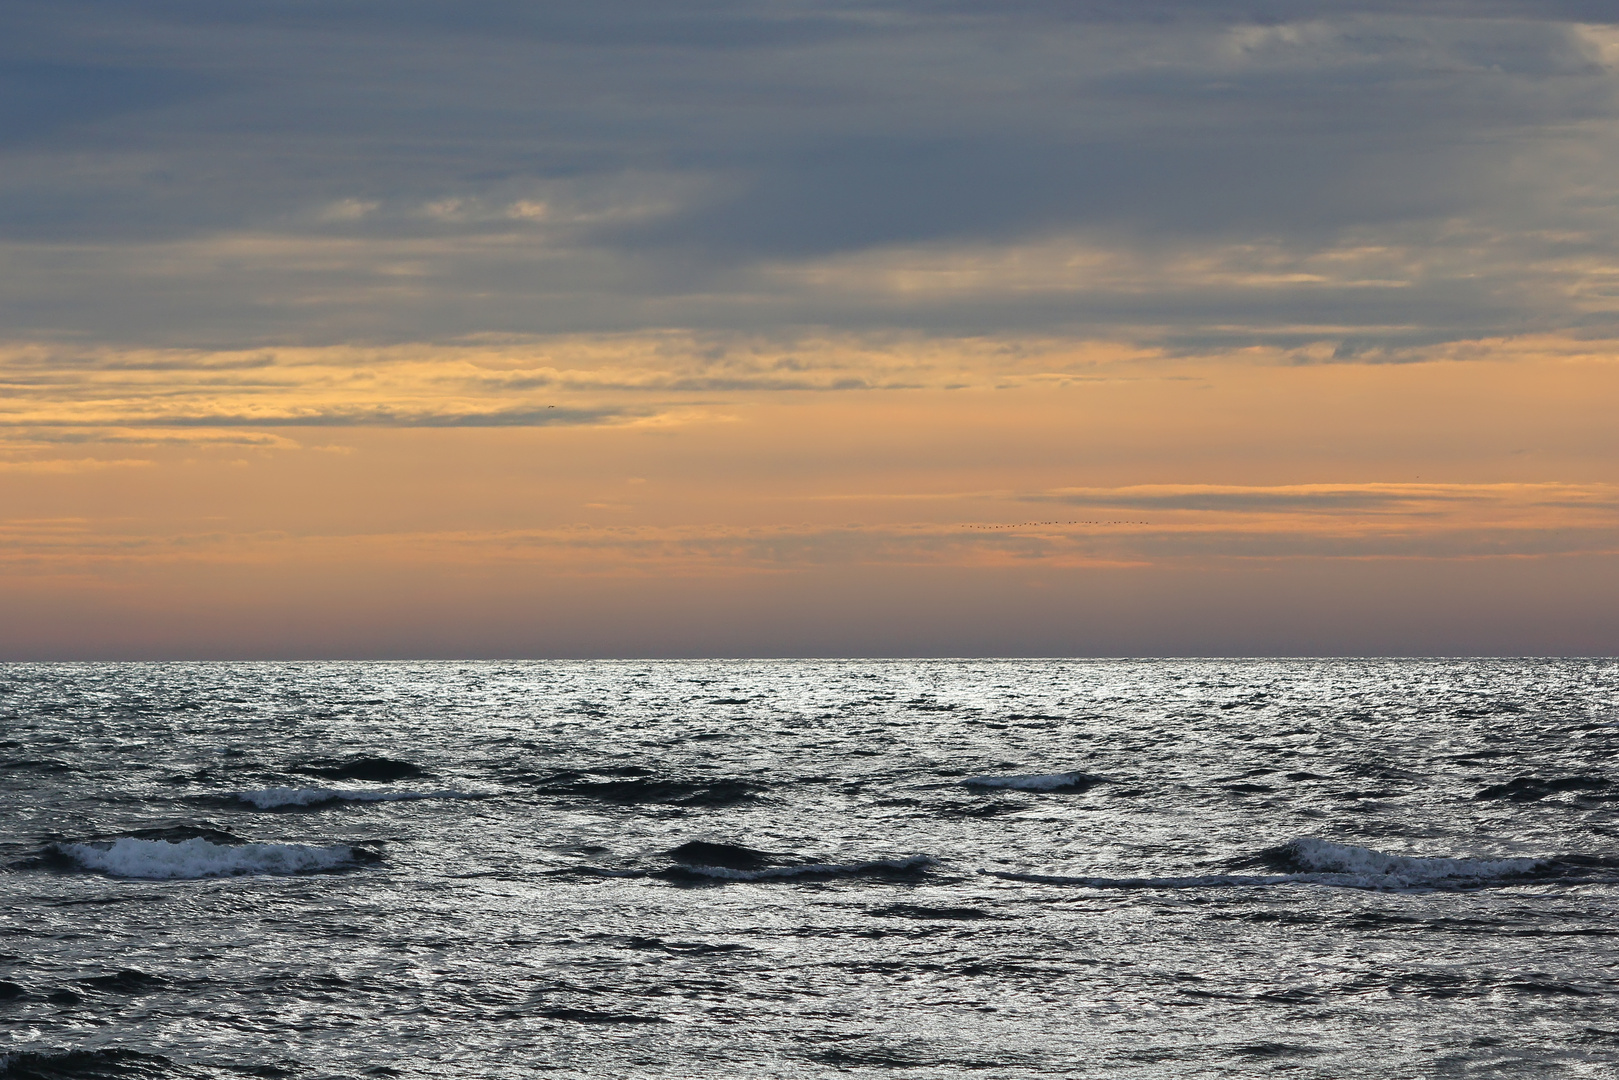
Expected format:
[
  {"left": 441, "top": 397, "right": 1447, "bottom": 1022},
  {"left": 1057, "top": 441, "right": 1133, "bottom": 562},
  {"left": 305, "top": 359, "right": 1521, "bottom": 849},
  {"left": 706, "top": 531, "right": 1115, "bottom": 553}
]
[{"left": 4, "top": 1, "right": 1619, "bottom": 347}]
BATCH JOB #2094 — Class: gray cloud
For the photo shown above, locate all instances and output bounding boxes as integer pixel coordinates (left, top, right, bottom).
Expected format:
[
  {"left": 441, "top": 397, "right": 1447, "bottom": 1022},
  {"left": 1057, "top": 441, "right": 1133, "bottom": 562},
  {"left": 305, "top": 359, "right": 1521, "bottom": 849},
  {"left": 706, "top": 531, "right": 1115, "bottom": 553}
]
[{"left": 4, "top": 2, "right": 1619, "bottom": 348}]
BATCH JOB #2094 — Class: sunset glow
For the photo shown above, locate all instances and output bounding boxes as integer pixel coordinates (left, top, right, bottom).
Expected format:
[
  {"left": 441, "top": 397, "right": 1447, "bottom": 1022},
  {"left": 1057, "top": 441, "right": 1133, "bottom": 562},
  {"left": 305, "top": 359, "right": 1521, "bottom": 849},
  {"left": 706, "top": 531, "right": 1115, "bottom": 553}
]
[{"left": 3, "top": 4, "right": 1617, "bottom": 656}]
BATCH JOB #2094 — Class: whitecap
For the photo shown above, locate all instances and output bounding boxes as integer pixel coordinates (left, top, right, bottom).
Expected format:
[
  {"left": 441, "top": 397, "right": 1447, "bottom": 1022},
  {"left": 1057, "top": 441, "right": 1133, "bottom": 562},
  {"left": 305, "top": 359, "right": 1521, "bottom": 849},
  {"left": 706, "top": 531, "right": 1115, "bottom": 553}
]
[
  {"left": 1273, "top": 837, "right": 1549, "bottom": 887},
  {"left": 985, "top": 837, "right": 1554, "bottom": 892},
  {"left": 51, "top": 837, "right": 372, "bottom": 879}
]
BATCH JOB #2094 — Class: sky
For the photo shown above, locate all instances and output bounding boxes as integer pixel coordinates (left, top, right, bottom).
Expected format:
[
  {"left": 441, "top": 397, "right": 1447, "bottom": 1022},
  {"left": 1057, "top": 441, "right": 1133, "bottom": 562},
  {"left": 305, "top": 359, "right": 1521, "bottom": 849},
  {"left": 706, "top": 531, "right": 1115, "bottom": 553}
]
[{"left": 2, "top": 0, "right": 1617, "bottom": 658}]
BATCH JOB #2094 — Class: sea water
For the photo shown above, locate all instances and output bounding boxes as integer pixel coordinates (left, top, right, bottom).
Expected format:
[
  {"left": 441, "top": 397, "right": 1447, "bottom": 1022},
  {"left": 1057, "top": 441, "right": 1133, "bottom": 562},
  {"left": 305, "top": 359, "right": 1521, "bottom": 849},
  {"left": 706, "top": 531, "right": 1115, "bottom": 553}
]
[{"left": 3, "top": 659, "right": 1618, "bottom": 1078}]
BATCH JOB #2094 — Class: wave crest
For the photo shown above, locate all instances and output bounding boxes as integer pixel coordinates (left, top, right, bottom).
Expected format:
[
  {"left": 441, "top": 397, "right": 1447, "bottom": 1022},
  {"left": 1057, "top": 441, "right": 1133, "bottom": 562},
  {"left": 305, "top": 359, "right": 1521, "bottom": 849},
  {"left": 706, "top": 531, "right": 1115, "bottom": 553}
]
[
  {"left": 961, "top": 772, "right": 1100, "bottom": 792},
  {"left": 987, "top": 837, "right": 1561, "bottom": 892},
  {"left": 1260, "top": 837, "right": 1549, "bottom": 884},
  {"left": 43, "top": 837, "right": 379, "bottom": 880}
]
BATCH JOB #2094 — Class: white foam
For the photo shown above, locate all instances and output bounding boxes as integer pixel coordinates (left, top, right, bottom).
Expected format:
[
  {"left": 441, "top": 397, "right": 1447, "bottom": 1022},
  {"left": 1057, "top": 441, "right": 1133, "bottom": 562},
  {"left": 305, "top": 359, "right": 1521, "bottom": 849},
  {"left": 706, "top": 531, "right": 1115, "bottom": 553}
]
[
  {"left": 54, "top": 837, "right": 367, "bottom": 879},
  {"left": 1281, "top": 837, "right": 1547, "bottom": 886},
  {"left": 232, "top": 787, "right": 477, "bottom": 809},
  {"left": 962, "top": 772, "right": 1090, "bottom": 791},
  {"left": 985, "top": 838, "right": 1551, "bottom": 892},
  {"left": 680, "top": 855, "right": 935, "bottom": 880}
]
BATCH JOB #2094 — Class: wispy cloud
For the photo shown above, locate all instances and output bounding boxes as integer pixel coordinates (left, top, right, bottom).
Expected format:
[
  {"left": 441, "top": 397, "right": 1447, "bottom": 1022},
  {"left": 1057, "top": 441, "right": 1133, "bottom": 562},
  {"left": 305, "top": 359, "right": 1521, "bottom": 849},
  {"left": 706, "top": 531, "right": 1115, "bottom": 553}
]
[
  {"left": 2, "top": 331, "right": 1613, "bottom": 445},
  {"left": 1020, "top": 482, "right": 1614, "bottom": 513},
  {"left": 7, "top": 479, "right": 1615, "bottom": 576},
  {"left": 0, "top": 334, "right": 1132, "bottom": 441},
  {"left": 0, "top": 458, "right": 151, "bottom": 473}
]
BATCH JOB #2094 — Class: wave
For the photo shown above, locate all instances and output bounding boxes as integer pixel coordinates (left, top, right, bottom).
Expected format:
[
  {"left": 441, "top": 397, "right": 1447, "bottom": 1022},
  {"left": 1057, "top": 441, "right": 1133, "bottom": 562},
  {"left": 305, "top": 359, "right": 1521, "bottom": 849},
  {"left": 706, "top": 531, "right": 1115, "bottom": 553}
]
[
  {"left": 663, "top": 839, "right": 932, "bottom": 881},
  {"left": 664, "top": 855, "right": 934, "bottom": 882},
  {"left": 961, "top": 771, "right": 1100, "bottom": 792},
  {"left": 535, "top": 775, "right": 764, "bottom": 807},
  {"left": 554, "top": 840, "right": 935, "bottom": 884},
  {"left": 667, "top": 840, "right": 774, "bottom": 869},
  {"left": 77, "top": 970, "right": 166, "bottom": 996},
  {"left": 1473, "top": 775, "right": 1611, "bottom": 802},
  {"left": 985, "top": 869, "right": 1306, "bottom": 889},
  {"left": 1263, "top": 837, "right": 1551, "bottom": 881},
  {"left": 0, "top": 758, "right": 77, "bottom": 775},
  {"left": 296, "top": 756, "right": 427, "bottom": 782},
  {"left": 35, "top": 835, "right": 380, "bottom": 880},
  {"left": 0, "top": 1048, "right": 178, "bottom": 1078},
  {"left": 230, "top": 787, "right": 480, "bottom": 810},
  {"left": 985, "top": 837, "right": 1570, "bottom": 892},
  {"left": 868, "top": 903, "right": 994, "bottom": 921}
]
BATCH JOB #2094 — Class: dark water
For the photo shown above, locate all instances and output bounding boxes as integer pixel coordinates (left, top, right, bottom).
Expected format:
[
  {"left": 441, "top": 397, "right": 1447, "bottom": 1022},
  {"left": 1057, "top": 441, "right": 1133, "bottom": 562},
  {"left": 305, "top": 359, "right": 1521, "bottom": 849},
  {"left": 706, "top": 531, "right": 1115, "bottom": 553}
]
[{"left": 3, "top": 659, "right": 1619, "bottom": 1078}]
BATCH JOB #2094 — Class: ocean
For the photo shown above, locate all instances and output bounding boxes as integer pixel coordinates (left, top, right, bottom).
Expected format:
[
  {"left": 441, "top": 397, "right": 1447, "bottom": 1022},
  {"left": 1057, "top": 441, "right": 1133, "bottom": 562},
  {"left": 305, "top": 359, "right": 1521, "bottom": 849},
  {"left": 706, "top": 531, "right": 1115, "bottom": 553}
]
[{"left": 3, "top": 659, "right": 1618, "bottom": 1078}]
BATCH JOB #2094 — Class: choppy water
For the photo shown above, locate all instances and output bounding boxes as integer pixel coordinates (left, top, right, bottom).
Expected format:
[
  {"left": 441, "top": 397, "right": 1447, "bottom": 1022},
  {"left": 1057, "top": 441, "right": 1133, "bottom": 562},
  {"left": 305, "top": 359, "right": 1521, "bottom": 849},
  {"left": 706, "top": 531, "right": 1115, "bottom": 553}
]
[{"left": 4, "top": 659, "right": 1619, "bottom": 1078}]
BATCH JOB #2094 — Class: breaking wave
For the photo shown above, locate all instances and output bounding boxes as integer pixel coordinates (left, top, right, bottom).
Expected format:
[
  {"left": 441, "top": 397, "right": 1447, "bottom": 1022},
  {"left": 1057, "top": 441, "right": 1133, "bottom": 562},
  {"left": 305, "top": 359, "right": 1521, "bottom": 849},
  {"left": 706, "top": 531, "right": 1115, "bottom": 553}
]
[
  {"left": 1261, "top": 837, "right": 1551, "bottom": 882},
  {"left": 986, "top": 837, "right": 1574, "bottom": 892},
  {"left": 35, "top": 836, "right": 379, "bottom": 880}
]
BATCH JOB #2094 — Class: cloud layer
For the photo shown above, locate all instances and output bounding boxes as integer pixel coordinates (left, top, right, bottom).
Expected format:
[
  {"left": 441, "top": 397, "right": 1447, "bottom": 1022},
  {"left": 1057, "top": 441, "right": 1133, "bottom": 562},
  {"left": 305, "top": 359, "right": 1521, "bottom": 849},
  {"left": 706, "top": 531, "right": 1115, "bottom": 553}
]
[{"left": 4, "top": 3, "right": 1619, "bottom": 349}]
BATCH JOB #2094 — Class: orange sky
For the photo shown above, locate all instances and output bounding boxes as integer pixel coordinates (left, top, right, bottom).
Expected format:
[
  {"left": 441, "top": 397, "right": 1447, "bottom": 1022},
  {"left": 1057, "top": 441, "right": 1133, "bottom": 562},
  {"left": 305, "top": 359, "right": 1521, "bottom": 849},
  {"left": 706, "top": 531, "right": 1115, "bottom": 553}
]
[{"left": 3, "top": 335, "right": 1615, "bottom": 656}]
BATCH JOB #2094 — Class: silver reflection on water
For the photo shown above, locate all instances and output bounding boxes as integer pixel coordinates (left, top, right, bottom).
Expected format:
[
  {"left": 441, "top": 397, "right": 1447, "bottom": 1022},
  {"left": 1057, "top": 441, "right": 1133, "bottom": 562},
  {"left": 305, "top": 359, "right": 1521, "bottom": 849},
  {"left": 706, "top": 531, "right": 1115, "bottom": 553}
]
[{"left": 3, "top": 659, "right": 1618, "bottom": 1077}]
